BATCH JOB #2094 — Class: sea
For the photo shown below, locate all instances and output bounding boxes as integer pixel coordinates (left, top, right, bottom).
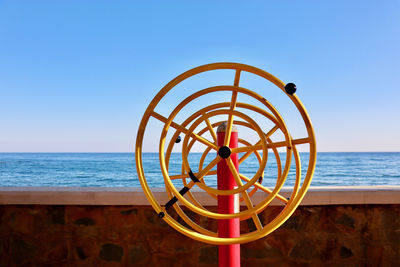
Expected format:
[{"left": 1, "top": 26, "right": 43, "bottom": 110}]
[{"left": 0, "top": 153, "right": 399, "bottom": 187}]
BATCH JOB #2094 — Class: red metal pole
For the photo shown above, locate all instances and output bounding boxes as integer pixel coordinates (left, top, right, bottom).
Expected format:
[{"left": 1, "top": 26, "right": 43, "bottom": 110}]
[{"left": 217, "top": 123, "right": 240, "bottom": 267}]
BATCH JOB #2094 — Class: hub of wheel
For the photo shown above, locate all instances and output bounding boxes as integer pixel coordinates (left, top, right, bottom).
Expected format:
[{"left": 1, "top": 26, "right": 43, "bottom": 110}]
[{"left": 218, "top": 146, "right": 231, "bottom": 158}]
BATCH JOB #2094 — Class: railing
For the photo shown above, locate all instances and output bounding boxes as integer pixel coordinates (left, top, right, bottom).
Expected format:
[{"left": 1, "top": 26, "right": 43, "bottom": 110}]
[{"left": 1, "top": 186, "right": 399, "bottom": 205}]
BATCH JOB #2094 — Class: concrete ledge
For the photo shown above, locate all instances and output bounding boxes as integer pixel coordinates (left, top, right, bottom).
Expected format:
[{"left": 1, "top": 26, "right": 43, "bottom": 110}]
[{"left": 0, "top": 186, "right": 399, "bottom": 205}]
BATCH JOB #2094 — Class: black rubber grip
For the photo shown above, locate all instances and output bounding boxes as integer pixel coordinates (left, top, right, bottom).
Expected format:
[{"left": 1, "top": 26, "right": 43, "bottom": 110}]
[
  {"left": 163, "top": 186, "right": 191, "bottom": 211},
  {"left": 164, "top": 196, "right": 178, "bottom": 210},
  {"left": 188, "top": 169, "right": 200, "bottom": 183},
  {"left": 179, "top": 186, "right": 190, "bottom": 196}
]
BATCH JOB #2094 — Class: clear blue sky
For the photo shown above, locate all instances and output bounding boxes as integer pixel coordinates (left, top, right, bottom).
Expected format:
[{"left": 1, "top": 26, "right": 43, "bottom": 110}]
[{"left": 0, "top": 1, "right": 399, "bottom": 152}]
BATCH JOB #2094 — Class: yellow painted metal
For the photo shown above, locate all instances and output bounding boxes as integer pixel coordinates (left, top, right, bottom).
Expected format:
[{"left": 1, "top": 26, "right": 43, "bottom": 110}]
[
  {"left": 196, "top": 136, "right": 264, "bottom": 202},
  {"left": 178, "top": 109, "right": 268, "bottom": 197},
  {"left": 169, "top": 109, "right": 287, "bottom": 207},
  {"left": 161, "top": 101, "right": 281, "bottom": 211},
  {"left": 158, "top": 86, "right": 292, "bottom": 196},
  {"left": 135, "top": 62, "right": 317, "bottom": 245},
  {"left": 158, "top": 87, "right": 293, "bottom": 218}
]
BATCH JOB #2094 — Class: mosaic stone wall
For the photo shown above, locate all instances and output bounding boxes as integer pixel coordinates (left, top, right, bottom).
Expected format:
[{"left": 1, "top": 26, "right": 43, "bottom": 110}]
[{"left": 0, "top": 204, "right": 399, "bottom": 266}]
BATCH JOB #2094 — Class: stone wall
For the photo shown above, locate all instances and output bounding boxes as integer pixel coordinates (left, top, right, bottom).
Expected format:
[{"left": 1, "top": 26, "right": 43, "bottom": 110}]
[{"left": 0, "top": 204, "right": 399, "bottom": 266}]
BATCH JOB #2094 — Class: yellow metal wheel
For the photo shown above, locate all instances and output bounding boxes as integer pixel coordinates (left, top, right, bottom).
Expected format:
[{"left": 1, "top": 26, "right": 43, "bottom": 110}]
[{"left": 135, "top": 62, "right": 316, "bottom": 244}]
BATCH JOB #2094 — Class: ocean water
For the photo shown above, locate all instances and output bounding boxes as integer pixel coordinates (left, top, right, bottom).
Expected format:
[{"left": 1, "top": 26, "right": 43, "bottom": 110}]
[{"left": 0, "top": 153, "right": 399, "bottom": 187}]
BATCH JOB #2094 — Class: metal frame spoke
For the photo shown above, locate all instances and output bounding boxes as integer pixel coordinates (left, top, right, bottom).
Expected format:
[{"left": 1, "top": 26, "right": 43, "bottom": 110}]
[
  {"left": 292, "top": 137, "right": 310, "bottom": 146},
  {"left": 238, "top": 125, "right": 278, "bottom": 164},
  {"left": 234, "top": 69, "right": 241, "bottom": 87},
  {"left": 233, "top": 137, "right": 310, "bottom": 154},
  {"left": 266, "top": 137, "right": 310, "bottom": 148},
  {"left": 170, "top": 170, "right": 218, "bottom": 180},
  {"left": 226, "top": 158, "right": 263, "bottom": 230},
  {"left": 174, "top": 156, "right": 222, "bottom": 192},
  {"left": 151, "top": 111, "right": 218, "bottom": 150},
  {"left": 196, "top": 156, "right": 222, "bottom": 180},
  {"left": 232, "top": 144, "right": 262, "bottom": 154},
  {"left": 223, "top": 90, "right": 238, "bottom": 147},
  {"left": 238, "top": 174, "right": 288, "bottom": 203},
  {"left": 203, "top": 114, "right": 218, "bottom": 144}
]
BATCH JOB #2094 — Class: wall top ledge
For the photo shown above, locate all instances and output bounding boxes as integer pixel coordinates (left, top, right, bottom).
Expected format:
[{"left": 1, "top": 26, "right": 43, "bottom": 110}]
[{"left": 0, "top": 186, "right": 399, "bottom": 206}]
